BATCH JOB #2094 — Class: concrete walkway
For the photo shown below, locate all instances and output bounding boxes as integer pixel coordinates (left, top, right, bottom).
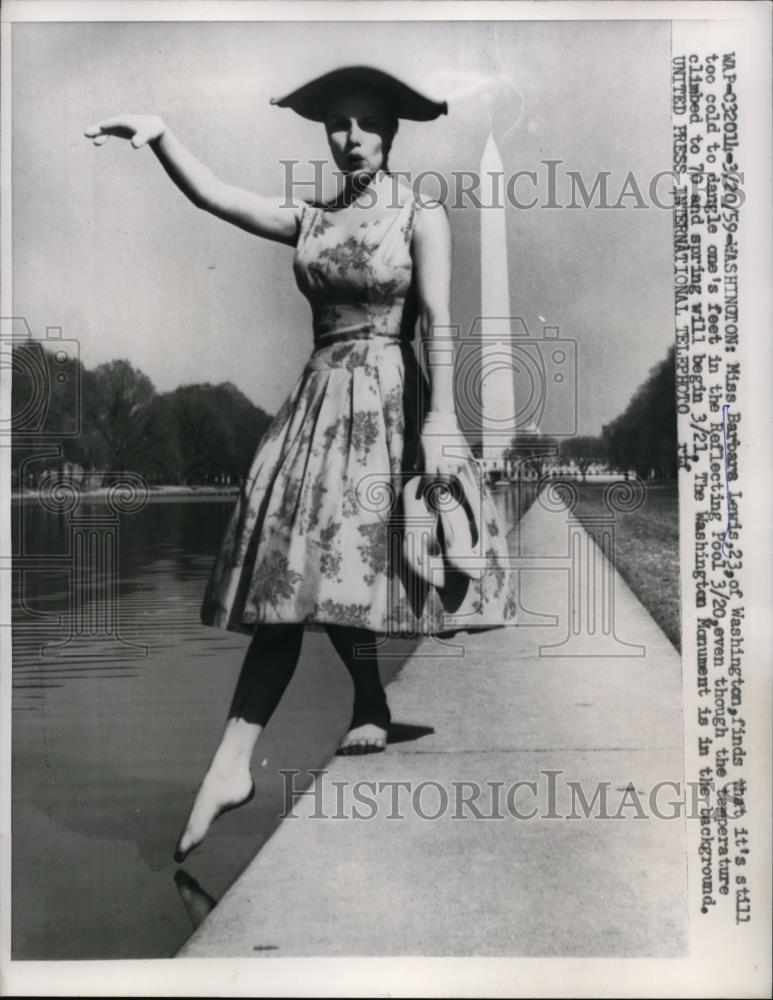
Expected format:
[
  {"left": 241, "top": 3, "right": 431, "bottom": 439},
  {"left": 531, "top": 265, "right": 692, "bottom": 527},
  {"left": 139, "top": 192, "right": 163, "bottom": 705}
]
[{"left": 179, "top": 492, "right": 687, "bottom": 958}]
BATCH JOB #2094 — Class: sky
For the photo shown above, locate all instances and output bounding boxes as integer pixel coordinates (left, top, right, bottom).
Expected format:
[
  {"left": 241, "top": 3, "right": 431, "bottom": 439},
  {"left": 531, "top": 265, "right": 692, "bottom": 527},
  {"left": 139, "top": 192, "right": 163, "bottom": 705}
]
[{"left": 12, "top": 18, "right": 673, "bottom": 436}]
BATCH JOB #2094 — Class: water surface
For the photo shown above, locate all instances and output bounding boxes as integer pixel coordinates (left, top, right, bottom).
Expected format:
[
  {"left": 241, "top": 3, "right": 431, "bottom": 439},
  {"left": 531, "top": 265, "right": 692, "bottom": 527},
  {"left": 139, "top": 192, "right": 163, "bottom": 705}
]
[{"left": 12, "top": 487, "right": 526, "bottom": 958}]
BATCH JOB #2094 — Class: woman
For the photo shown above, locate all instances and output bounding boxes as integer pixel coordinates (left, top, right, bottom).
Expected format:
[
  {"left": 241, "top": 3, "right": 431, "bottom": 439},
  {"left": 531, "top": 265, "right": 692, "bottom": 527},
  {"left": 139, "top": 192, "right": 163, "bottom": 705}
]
[{"left": 85, "top": 66, "right": 517, "bottom": 864}]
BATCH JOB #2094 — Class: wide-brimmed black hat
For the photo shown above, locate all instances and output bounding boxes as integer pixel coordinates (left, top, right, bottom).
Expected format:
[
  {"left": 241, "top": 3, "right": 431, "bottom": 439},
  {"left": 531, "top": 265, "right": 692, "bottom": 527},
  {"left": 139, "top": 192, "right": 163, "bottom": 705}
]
[{"left": 270, "top": 65, "right": 448, "bottom": 122}]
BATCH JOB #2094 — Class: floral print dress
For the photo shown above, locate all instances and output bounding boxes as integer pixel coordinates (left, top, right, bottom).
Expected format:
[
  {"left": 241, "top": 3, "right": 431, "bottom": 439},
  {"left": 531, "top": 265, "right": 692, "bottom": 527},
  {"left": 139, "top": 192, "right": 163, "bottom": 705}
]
[{"left": 200, "top": 183, "right": 518, "bottom": 636}]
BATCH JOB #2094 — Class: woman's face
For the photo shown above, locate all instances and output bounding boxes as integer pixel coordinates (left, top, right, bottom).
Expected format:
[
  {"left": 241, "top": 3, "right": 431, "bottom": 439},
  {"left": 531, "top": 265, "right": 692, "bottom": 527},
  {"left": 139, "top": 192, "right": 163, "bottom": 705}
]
[{"left": 324, "top": 91, "right": 397, "bottom": 177}]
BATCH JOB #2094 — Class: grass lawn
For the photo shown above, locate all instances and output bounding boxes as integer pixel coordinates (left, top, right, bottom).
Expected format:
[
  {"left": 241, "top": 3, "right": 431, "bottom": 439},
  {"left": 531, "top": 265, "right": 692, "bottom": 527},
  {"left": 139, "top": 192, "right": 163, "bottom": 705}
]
[{"left": 569, "top": 480, "right": 682, "bottom": 651}]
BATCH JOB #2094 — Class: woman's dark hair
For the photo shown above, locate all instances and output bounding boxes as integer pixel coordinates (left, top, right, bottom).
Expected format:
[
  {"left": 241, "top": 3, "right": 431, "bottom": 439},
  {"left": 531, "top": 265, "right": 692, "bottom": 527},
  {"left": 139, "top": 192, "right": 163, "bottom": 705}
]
[{"left": 382, "top": 115, "right": 399, "bottom": 169}]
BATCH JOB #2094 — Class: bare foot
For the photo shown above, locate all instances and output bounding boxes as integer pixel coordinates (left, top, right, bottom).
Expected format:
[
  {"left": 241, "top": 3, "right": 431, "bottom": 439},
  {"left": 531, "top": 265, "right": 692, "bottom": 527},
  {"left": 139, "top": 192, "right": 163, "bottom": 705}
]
[
  {"left": 173, "top": 766, "right": 254, "bottom": 863},
  {"left": 336, "top": 722, "right": 388, "bottom": 755}
]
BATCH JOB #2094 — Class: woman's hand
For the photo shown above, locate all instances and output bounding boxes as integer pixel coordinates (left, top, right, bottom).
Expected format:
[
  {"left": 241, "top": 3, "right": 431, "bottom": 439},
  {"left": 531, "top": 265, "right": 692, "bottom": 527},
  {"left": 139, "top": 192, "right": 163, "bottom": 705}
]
[
  {"left": 419, "top": 411, "right": 467, "bottom": 481},
  {"left": 84, "top": 114, "right": 166, "bottom": 149},
  {"left": 84, "top": 113, "right": 303, "bottom": 246}
]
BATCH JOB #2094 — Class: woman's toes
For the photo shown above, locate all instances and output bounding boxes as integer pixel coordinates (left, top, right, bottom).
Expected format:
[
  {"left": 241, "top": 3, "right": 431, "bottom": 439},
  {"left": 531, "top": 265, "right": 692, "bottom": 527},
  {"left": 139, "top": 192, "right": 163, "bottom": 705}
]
[
  {"left": 173, "top": 771, "right": 253, "bottom": 861},
  {"left": 337, "top": 733, "right": 387, "bottom": 755},
  {"left": 337, "top": 722, "right": 389, "bottom": 755},
  {"left": 174, "top": 827, "right": 198, "bottom": 864}
]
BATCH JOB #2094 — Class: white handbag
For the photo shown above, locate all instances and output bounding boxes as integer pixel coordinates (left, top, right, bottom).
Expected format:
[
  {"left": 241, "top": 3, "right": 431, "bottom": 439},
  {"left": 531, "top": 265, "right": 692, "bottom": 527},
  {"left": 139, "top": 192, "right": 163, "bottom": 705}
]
[{"left": 400, "top": 468, "right": 482, "bottom": 589}]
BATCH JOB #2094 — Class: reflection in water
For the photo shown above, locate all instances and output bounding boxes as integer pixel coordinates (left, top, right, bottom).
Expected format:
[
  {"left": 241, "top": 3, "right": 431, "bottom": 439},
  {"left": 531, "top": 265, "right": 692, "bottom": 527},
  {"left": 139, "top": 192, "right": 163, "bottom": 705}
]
[
  {"left": 12, "top": 498, "right": 253, "bottom": 958},
  {"left": 12, "top": 497, "right": 236, "bottom": 690},
  {"left": 11, "top": 488, "right": 529, "bottom": 959},
  {"left": 174, "top": 870, "right": 216, "bottom": 929}
]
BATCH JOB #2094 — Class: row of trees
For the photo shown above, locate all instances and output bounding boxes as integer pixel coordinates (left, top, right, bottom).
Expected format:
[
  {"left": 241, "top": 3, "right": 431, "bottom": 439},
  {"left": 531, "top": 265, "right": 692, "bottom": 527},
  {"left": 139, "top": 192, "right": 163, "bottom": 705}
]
[
  {"left": 11, "top": 346, "right": 272, "bottom": 486},
  {"left": 602, "top": 344, "right": 678, "bottom": 480},
  {"left": 10, "top": 339, "right": 678, "bottom": 487},
  {"left": 498, "top": 344, "right": 677, "bottom": 481}
]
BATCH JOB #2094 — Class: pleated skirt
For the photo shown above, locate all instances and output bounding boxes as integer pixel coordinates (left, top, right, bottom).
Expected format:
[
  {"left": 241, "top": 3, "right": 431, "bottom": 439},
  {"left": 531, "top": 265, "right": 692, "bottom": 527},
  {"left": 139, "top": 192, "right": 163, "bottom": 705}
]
[{"left": 199, "top": 336, "right": 518, "bottom": 637}]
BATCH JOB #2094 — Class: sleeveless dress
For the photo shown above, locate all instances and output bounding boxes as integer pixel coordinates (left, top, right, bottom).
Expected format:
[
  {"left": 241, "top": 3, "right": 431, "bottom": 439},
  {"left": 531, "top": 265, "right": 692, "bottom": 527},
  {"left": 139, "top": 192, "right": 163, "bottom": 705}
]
[{"left": 199, "top": 184, "right": 519, "bottom": 637}]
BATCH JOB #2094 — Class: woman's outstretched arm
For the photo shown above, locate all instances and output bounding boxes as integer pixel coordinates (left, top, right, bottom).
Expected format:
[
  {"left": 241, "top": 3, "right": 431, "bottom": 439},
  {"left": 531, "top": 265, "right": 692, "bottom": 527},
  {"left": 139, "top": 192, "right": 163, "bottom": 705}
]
[{"left": 84, "top": 114, "right": 304, "bottom": 246}]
